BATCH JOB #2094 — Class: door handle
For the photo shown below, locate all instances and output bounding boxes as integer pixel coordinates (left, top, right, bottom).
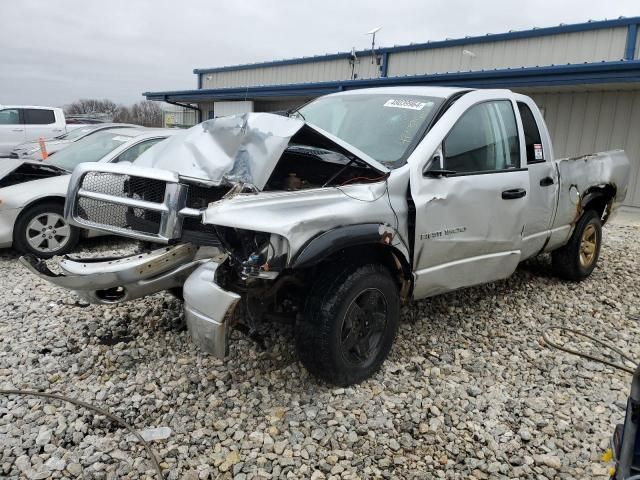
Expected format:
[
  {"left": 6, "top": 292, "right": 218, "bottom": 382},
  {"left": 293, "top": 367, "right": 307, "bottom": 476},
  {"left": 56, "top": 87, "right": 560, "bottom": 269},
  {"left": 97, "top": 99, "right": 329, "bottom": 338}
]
[
  {"left": 539, "top": 176, "right": 555, "bottom": 187},
  {"left": 12, "top": 128, "right": 24, "bottom": 132},
  {"left": 502, "top": 188, "right": 527, "bottom": 200}
]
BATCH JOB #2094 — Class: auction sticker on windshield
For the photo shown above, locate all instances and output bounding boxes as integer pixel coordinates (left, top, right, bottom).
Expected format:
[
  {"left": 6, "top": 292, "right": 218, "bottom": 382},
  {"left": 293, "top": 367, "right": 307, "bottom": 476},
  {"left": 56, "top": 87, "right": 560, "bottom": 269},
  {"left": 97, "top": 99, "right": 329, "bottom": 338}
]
[{"left": 384, "top": 99, "right": 431, "bottom": 110}]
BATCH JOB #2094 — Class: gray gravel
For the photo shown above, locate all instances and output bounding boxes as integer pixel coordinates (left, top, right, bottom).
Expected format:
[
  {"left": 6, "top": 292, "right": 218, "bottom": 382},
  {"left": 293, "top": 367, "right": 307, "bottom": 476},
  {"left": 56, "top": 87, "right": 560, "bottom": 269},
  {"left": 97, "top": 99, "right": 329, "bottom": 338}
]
[{"left": 1, "top": 225, "right": 639, "bottom": 479}]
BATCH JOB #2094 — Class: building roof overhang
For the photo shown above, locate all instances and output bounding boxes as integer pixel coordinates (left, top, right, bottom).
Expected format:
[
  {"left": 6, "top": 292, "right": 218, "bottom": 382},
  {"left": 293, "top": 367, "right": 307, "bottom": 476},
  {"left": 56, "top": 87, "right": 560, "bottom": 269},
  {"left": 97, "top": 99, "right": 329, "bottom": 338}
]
[{"left": 144, "top": 61, "right": 640, "bottom": 103}]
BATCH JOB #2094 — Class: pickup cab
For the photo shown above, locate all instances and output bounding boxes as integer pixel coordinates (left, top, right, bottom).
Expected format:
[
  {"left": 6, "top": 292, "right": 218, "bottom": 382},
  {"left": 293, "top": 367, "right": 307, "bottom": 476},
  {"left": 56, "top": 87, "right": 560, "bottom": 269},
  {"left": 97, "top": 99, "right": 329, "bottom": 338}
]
[
  {"left": 22, "top": 87, "right": 630, "bottom": 385},
  {"left": 0, "top": 106, "right": 69, "bottom": 157}
]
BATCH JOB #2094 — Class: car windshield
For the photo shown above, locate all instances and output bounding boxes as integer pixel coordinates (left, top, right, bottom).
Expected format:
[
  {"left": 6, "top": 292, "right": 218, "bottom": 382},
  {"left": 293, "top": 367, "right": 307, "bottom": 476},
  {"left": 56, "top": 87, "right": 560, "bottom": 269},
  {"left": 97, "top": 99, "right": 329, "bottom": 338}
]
[
  {"left": 48, "top": 131, "right": 133, "bottom": 171},
  {"left": 55, "top": 127, "right": 97, "bottom": 141},
  {"left": 295, "top": 93, "right": 444, "bottom": 166}
]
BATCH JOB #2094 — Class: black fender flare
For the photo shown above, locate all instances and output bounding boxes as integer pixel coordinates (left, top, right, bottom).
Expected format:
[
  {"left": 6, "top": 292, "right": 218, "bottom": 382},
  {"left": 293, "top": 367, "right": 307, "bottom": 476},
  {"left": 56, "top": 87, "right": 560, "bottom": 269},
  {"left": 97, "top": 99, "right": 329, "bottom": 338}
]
[{"left": 291, "top": 223, "right": 396, "bottom": 270}]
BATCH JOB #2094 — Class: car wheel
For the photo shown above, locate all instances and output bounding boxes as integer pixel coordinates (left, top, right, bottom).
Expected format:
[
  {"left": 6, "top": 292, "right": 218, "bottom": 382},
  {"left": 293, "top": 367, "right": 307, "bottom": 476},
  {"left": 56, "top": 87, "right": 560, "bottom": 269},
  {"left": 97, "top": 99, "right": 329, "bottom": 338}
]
[
  {"left": 552, "top": 209, "right": 602, "bottom": 281},
  {"left": 14, "top": 202, "right": 80, "bottom": 258},
  {"left": 296, "top": 263, "right": 399, "bottom": 386}
]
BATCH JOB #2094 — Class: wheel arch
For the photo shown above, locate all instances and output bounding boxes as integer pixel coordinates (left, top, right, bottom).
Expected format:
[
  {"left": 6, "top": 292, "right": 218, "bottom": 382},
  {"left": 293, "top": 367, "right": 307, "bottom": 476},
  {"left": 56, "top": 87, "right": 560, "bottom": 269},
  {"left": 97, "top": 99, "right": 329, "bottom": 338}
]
[
  {"left": 290, "top": 224, "right": 413, "bottom": 300},
  {"left": 14, "top": 195, "right": 66, "bottom": 222},
  {"left": 581, "top": 184, "right": 616, "bottom": 224},
  {"left": 13, "top": 196, "right": 85, "bottom": 243}
]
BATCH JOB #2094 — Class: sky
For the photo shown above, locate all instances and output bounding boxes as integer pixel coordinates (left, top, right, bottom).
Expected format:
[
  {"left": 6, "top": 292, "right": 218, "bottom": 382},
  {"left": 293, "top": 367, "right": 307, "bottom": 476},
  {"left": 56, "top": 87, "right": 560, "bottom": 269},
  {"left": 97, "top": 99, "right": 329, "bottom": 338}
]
[{"left": 1, "top": 0, "right": 639, "bottom": 107}]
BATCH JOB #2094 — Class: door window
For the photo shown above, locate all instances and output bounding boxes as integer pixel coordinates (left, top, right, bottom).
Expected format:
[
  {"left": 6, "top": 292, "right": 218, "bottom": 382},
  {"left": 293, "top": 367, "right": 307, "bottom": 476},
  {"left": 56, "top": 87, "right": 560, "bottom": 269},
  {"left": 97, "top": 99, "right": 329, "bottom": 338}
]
[
  {"left": 0, "top": 109, "right": 21, "bottom": 125},
  {"left": 24, "top": 109, "right": 56, "bottom": 125},
  {"left": 113, "top": 138, "right": 164, "bottom": 163},
  {"left": 443, "top": 101, "right": 520, "bottom": 174},
  {"left": 517, "top": 102, "right": 544, "bottom": 164}
]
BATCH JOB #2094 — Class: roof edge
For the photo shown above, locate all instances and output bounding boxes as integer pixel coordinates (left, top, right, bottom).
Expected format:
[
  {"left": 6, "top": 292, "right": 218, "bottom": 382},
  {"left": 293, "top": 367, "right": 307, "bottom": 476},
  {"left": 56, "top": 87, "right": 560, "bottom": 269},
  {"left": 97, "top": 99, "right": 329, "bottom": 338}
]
[
  {"left": 145, "top": 60, "right": 640, "bottom": 101},
  {"left": 193, "top": 17, "right": 640, "bottom": 75}
]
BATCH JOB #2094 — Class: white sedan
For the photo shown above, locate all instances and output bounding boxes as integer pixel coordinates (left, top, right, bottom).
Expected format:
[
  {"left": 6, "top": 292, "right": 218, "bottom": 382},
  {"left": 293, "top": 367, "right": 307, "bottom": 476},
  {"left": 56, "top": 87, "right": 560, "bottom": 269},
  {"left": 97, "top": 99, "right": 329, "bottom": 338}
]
[{"left": 0, "top": 127, "right": 179, "bottom": 257}]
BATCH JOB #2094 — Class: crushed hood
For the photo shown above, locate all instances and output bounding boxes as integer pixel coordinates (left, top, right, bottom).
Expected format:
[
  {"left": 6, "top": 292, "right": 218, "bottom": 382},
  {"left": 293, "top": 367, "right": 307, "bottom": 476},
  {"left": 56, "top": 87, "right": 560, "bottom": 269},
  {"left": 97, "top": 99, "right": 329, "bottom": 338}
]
[{"left": 133, "top": 112, "right": 387, "bottom": 190}]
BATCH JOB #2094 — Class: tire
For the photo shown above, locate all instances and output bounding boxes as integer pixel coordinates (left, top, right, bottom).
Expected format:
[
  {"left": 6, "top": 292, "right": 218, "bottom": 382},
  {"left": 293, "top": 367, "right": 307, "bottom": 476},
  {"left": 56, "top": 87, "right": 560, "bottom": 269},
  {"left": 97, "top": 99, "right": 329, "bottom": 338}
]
[
  {"left": 552, "top": 209, "right": 602, "bottom": 281},
  {"left": 14, "top": 202, "right": 80, "bottom": 258},
  {"left": 296, "top": 263, "right": 400, "bottom": 386}
]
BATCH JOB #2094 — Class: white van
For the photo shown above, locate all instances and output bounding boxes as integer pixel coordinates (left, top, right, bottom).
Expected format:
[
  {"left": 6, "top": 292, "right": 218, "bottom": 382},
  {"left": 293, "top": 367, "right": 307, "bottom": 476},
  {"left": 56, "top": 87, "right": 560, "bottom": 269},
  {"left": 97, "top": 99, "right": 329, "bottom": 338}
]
[{"left": 0, "top": 106, "right": 68, "bottom": 156}]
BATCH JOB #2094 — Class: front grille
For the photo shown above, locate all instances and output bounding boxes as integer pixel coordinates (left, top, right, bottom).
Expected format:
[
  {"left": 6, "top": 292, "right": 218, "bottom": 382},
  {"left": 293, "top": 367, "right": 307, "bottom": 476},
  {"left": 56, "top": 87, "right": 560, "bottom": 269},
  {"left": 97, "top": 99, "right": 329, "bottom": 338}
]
[
  {"left": 70, "top": 165, "right": 224, "bottom": 243},
  {"left": 77, "top": 197, "right": 162, "bottom": 235},
  {"left": 81, "top": 172, "right": 166, "bottom": 203},
  {"left": 73, "top": 170, "right": 171, "bottom": 239}
]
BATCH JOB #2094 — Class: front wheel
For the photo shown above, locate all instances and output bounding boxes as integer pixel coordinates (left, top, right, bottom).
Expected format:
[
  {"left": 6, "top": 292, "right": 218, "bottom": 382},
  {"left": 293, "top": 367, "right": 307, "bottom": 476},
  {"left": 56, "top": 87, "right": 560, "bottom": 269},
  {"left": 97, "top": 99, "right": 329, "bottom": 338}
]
[
  {"left": 296, "top": 263, "right": 400, "bottom": 386},
  {"left": 14, "top": 202, "right": 80, "bottom": 258},
  {"left": 552, "top": 209, "right": 602, "bottom": 281}
]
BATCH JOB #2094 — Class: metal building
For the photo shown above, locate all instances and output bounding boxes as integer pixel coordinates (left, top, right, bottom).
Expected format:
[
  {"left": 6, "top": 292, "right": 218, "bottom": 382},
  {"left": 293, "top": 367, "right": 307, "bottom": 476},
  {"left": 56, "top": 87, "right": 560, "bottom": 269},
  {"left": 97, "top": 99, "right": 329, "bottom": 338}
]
[{"left": 144, "top": 17, "right": 640, "bottom": 208}]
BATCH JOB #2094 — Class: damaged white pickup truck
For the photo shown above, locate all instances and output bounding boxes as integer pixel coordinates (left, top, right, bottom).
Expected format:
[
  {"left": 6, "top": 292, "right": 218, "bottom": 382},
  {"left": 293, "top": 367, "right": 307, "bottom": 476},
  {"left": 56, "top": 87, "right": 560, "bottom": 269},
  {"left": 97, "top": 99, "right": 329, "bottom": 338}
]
[{"left": 22, "top": 87, "right": 630, "bottom": 385}]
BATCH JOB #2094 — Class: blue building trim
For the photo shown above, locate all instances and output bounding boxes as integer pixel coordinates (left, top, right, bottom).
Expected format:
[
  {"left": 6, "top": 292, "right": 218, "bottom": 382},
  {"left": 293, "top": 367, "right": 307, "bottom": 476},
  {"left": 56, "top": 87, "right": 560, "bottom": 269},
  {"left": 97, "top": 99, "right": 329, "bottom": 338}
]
[
  {"left": 193, "top": 17, "right": 640, "bottom": 75},
  {"left": 626, "top": 24, "right": 638, "bottom": 60},
  {"left": 197, "top": 73, "right": 202, "bottom": 89},
  {"left": 145, "top": 61, "right": 640, "bottom": 102}
]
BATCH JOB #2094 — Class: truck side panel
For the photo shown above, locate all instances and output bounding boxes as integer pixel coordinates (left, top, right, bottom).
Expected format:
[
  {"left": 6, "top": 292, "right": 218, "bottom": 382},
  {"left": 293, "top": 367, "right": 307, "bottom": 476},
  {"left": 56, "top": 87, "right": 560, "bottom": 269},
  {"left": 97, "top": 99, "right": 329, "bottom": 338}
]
[{"left": 546, "top": 149, "right": 630, "bottom": 251}]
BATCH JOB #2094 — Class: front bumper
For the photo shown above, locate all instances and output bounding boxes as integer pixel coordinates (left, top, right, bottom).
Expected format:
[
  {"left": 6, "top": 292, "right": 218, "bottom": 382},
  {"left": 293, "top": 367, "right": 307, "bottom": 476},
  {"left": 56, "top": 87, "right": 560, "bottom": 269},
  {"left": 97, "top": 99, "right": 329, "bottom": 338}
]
[
  {"left": 20, "top": 244, "right": 239, "bottom": 358},
  {"left": 20, "top": 243, "right": 202, "bottom": 302}
]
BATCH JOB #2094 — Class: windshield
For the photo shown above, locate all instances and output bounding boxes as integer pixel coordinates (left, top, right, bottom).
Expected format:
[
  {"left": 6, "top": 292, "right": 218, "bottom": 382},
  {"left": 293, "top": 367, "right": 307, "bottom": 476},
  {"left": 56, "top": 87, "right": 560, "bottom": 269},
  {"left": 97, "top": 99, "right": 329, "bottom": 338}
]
[
  {"left": 295, "top": 94, "right": 443, "bottom": 166},
  {"left": 48, "top": 131, "right": 133, "bottom": 171},
  {"left": 55, "top": 127, "right": 97, "bottom": 141}
]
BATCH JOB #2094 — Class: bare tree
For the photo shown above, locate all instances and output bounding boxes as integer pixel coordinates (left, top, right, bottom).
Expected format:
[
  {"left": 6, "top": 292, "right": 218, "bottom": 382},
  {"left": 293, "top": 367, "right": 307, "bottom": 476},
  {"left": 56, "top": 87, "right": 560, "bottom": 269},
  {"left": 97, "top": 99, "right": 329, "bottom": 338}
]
[
  {"left": 65, "top": 99, "right": 118, "bottom": 117},
  {"left": 112, "top": 105, "right": 132, "bottom": 124},
  {"left": 65, "top": 99, "right": 164, "bottom": 127},
  {"left": 130, "top": 101, "right": 163, "bottom": 127}
]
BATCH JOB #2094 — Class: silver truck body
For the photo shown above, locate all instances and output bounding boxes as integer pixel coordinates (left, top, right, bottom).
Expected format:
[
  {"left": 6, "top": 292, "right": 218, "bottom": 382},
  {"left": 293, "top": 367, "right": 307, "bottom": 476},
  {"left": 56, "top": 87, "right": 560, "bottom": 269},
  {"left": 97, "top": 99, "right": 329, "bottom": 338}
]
[{"left": 21, "top": 87, "right": 630, "bottom": 370}]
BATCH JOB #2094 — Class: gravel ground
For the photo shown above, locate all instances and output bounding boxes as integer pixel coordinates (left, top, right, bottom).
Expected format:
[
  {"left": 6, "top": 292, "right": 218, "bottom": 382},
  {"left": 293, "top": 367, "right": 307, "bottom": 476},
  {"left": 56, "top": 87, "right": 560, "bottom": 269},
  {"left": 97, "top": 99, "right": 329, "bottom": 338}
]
[{"left": 1, "top": 224, "right": 639, "bottom": 479}]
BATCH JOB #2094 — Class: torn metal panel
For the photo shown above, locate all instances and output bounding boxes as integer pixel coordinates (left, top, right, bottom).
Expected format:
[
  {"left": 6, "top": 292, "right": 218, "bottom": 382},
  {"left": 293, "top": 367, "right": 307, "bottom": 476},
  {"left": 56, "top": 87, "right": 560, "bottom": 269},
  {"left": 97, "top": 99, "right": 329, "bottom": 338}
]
[
  {"left": 133, "top": 113, "right": 389, "bottom": 190},
  {"left": 183, "top": 261, "right": 241, "bottom": 358},
  {"left": 552, "top": 149, "right": 630, "bottom": 231},
  {"left": 135, "top": 113, "right": 305, "bottom": 190},
  {"left": 201, "top": 171, "right": 411, "bottom": 264}
]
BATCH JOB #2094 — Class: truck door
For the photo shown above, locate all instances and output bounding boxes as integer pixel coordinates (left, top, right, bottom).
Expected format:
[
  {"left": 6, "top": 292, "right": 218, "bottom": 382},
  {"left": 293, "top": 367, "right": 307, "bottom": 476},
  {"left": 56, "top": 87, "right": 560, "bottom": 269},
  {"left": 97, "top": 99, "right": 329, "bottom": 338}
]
[
  {"left": 516, "top": 99, "right": 559, "bottom": 259},
  {"left": 410, "top": 96, "right": 529, "bottom": 299},
  {"left": 0, "top": 108, "right": 25, "bottom": 156}
]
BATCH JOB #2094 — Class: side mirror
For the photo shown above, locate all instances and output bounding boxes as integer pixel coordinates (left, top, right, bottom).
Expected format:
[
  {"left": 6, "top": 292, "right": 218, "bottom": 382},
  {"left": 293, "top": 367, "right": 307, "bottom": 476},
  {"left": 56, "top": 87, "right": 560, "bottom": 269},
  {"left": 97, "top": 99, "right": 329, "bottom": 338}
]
[{"left": 423, "top": 148, "right": 456, "bottom": 177}]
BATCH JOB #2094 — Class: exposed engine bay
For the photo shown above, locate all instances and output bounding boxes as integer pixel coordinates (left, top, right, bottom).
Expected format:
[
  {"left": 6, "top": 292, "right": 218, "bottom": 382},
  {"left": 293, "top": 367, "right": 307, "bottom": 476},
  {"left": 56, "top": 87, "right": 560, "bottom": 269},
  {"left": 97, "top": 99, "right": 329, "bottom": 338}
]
[{"left": 264, "top": 145, "right": 382, "bottom": 191}]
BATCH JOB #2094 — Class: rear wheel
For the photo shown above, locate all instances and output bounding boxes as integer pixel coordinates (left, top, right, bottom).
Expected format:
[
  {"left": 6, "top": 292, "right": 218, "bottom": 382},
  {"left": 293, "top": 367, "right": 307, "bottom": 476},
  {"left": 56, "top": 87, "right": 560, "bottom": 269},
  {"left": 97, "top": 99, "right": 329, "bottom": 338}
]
[
  {"left": 552, "top": 209, "right": 602, "bottom": 281},
  {"left": 296, "top": 263, "right": 399, "bottom": 386},
  {"left": 14, "top": 202, "right": 79, "bottom": 258}
]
